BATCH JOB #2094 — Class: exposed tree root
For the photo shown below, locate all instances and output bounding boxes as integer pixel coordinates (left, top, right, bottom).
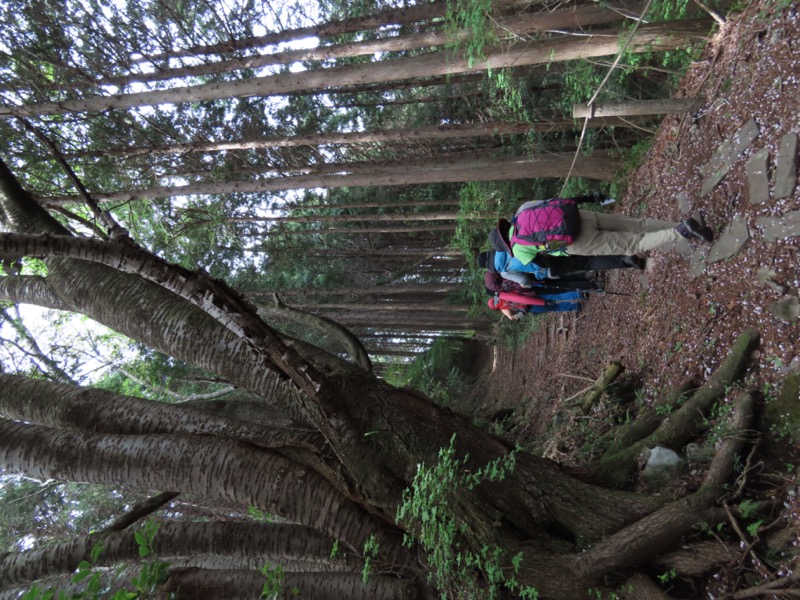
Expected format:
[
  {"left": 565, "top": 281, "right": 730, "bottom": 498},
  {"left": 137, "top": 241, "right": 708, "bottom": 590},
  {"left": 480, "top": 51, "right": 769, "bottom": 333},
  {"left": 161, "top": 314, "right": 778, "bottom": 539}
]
[
  {"left": 619, "top": 572, "right": 674, "bottom": 599},
  {"left": 571, "top": 360, "right": 624, "bottom": 412},
  {"left": 731, "top": 573, "right": 800, "bottom": 599},
  {"left": 593, "top": 380, "right": 697, "bottom": 456},
  {"left": 575, "top": 391, "right": 757, "bottom": 582},
  {"left": 653, "top": 539, "right": 739, "bottom": 578},
  {"left": 588, "top": 329, "right": 759, "bottom": 487}
]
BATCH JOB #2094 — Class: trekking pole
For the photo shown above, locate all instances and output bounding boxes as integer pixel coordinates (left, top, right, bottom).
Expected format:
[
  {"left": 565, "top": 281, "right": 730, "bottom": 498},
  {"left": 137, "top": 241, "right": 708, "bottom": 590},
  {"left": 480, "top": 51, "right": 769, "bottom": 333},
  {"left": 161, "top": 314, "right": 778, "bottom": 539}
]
[
  {"left": 523, "top": 281, "right": 634, "bottom": 296},
  {"left": 592, "top": 289, "right": 633, "bottom": 297}
]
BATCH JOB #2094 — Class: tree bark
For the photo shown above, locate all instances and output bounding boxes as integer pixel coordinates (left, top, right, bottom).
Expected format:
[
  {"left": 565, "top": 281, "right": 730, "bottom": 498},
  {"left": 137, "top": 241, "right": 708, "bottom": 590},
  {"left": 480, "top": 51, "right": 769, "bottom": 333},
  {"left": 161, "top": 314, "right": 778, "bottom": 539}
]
[
  {"left": 131, "top": 1, "right": 452, "bottom": 65},
  {"left": 1, "top": 21, "right": 711, "bottom": 117},
  {"left": 42, "top": 151, "right": 621, "bottom": 203},
  {"left": 0, "top": 419, "right": 409, "bottom": 569},
  {"left": 258, "top": 294, "right": 373, "bottom": 373},
  {"left": 232, "top": 211, "right": 463, "bottom": 224},
  {"left": 80, "top": 2, "right": 640, "bottom": 90},
  {"left": 0, "top": 521, "right": 356, "bottom": 589},
  {"left": 70, "top": 122, "right": 560, "bottom": 160},
  {"left": 573, "top": 98, "right": 702, "bottom": 118}
]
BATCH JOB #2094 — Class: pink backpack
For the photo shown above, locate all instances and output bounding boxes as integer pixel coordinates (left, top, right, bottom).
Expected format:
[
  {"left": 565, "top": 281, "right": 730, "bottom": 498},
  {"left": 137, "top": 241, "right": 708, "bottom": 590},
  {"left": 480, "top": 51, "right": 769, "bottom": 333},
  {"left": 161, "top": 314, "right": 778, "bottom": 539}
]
[{"left": 510, "top": 198, "right": 582, "bottom": 249}]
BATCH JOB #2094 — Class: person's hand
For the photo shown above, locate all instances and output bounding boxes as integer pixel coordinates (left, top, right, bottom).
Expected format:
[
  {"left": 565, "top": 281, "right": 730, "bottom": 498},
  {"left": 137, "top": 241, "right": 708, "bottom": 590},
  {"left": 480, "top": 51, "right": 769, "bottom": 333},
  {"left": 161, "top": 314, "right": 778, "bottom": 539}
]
[{"left": 593, "top": 191, "right": 615, "bottom": 205}]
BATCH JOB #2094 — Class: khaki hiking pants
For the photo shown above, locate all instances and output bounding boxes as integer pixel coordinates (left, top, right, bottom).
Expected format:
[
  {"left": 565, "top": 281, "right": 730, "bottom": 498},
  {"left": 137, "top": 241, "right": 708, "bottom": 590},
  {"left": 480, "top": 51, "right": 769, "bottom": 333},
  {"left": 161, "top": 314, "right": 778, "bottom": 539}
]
[{"left": 565, "top": 211, "right": 690, "bottom": 256}]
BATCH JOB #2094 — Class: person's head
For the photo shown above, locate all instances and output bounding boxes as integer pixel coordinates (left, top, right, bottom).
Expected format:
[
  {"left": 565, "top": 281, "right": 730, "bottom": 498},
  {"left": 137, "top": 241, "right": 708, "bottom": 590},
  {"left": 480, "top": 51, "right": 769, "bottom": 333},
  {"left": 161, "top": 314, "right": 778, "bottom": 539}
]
[
  {"left": 489, "top": 219, "right": 513, "bottom": 254},
  {"left": 484, "top": 270, "right": 502, "bottom": 295},
  {"left": 476, "top": 250, "right": 497, "bottom": 272}
]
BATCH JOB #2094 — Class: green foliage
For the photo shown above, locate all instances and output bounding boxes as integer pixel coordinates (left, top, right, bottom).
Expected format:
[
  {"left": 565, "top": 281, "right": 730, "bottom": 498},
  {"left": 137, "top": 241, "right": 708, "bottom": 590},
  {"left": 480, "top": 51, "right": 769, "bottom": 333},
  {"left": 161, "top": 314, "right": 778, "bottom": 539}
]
[
  {"left": 247, "top": 505, "right": 276, "bottom": 523},
  {"left": 20, "top": 258, "right": 49, "bottom": 277},
  {"left": 738, "top": 499, "right": 757, "bottom": 519},
  {"left": 133, "top": 520, "right": 159, "bottom": 558},
  {"left": 452, "top": 181, "right": 502, "bottom": 260},
  {"left": 384, "top": 340, "right": 471, "bottom": 405},
  {"left": 657, "top": 567, "right": 677, "bottom": 584},
  {"left": 0, "top": 479, "right": 130, "bottom": 552},
  {"left": 746, "top": 520, "right": 763, "bottom": 538},
  {"left": 396, "top": 435, "right": 535, "bottom": 599},
  {"left": 22, "top": 520, "right": 169, "bottom": 599},
  {"left": 361, "top": 532, "right": 380, "bottom": 584},
  {"left": 495, "top": 313, "right": 543, "bottom": 351},
  {"left": 613, "top": 138, "right": 655, "bottom": 198},
  {"left": 649, "top": 0, "right": 694, "bottom": 21},
  {"left": 260, "top": 563, "right": 290, "bottom": 599},
  {"left": 445, "top": 0, "right": 496, "bottom": 64}
]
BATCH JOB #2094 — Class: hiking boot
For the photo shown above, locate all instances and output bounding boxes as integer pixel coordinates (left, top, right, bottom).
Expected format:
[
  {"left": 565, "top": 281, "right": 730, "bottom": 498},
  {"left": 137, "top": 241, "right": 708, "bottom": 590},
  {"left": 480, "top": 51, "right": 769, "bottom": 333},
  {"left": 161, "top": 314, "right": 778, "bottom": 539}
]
[
  {"left": 622, "top": 255, "right": 646, "bottom": 270},
  {"left": 675, "top": 218, "right": 713, "bottom": 243}
]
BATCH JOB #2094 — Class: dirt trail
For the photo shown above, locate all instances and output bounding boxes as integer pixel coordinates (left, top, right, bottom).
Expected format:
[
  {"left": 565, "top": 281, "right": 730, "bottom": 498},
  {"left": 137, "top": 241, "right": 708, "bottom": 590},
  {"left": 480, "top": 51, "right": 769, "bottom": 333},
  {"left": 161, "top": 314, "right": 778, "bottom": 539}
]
[{"left": 482, "top": 0, "right": 800, "bottom": 442}]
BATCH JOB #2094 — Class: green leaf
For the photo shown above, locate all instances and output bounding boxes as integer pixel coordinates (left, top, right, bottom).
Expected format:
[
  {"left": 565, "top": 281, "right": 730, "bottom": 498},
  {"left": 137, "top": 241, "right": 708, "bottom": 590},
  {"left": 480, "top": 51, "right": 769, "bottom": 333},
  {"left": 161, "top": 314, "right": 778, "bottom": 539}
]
[
  {"left": 511, "top": 551, "right": 524, "bottom": 573},
  {"left": 90, "top": 543, "right": 104, "bottom": 563},
  {"left": 86, "top": 573, "right": 101, "bottom": 594},
  {"left": 72, "top": 569, "right": 92, "bottom": 583},
  {"left": 747, "top": 520, "right": 763, "bottom": 538},
  {"left": 739, "top": 499, "right": 757, "bottom": 519}
]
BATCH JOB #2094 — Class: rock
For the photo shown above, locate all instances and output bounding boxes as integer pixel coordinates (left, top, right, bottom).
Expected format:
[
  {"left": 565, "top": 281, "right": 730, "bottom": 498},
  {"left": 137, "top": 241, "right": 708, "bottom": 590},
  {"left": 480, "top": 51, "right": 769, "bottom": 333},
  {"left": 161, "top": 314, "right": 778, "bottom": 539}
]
[
  {"left": 773, "top": 132, "right": 798, "bottom": 199},
  {"left": 764, "top": 370, "right": 800, "bottom": 444},
  {"left": 767, "top": 296, "right": 800, "bottom": 322},
  {"left": 757, "top": 267, "right": 786, "bottom": 294},
  {"left": 756, "top": 210, "right": 800, "bottom": 242},
  {"left": 640, "top": 446, "right": 686, "bottom": 488},
  {"left": 685, "top": 442, "right": 714, "bottom": 463},
  {"left": 701, "top": 118, "right": 760, "bottom": 196},
  {"left": 688, "top": 248, "right": 706, "bottom": 279},
  {"left": 707, "top": 216, "right": 750, "bottom": 263},
  {"left": 677, "top": 192, "right": 691, "bottom": 214},
  {"left": 746, "top": 147, "right": 770, "bottom": 204}
]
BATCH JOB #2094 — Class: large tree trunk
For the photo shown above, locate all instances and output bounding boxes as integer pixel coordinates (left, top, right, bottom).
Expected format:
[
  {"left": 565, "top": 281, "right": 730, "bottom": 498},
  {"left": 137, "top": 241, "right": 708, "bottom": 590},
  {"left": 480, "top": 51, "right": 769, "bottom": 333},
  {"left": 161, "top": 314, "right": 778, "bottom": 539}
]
[
  {"left": 69, "top": 122, "right": 568, "bottom": 160},
  {"left": 1, "top": 21, "right": 710, "bottom": 117},
  {"left": 0, "top": 418, "right": 409, "bottom": 567},
  {"left": 0, "top": 521, "right": 358, "bottom": 589},
  {"left": 233, "top": 211, "right": 463, "bottom": 224},
  {"left": 42, "top": 151, "right": 621, "bottom": 203},
  {"left": 131, "top": 1, "right": 453, "bottom": 65},
  {"left": 78, "top": 2, "right": 639, "bottom": 90}
]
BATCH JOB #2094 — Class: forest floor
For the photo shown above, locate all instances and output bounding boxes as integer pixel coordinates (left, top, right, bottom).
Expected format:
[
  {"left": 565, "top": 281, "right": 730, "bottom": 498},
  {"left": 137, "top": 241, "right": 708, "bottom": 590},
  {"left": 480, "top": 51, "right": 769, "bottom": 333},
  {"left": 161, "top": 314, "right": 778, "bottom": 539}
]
[{"left": 478, "top": 0, "right": 800, "bottom": 594}]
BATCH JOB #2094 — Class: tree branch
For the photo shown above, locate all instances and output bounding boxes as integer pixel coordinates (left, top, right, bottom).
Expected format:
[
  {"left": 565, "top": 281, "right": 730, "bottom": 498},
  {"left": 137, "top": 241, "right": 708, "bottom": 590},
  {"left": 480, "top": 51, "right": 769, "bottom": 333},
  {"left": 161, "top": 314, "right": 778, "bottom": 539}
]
[
  {"left": 260, "top": 293, "right": 373, "bottom": 373},
  {"left": 97, "top": 491, "right": 179, "bottom": 533}
]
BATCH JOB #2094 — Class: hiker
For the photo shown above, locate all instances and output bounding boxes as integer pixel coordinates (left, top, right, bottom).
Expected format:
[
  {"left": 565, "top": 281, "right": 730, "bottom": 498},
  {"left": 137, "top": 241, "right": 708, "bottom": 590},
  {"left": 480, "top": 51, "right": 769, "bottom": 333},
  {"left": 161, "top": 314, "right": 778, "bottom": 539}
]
[
  {"left": 477, "top": 248, "right": 644, "bottom": 289},
  {"left": 487, "top": 289, "right": 583, "bottom": 319},
  {"left": 495, "top": 192, "right": 713, "bottom": 265},
  {"left": 483, "top": 270, "right": 596, "bottom": 297}
]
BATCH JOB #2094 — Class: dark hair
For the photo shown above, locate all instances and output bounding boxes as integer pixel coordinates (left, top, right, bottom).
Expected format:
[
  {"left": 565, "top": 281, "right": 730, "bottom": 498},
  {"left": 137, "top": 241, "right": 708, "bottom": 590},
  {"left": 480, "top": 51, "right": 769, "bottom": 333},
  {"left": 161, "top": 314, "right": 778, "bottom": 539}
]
[
  {"left": 477, "top": 250, "right": 497, "bottom": 272},
  {"left": 489, "top": 220, "right": 513, "bottom": 254}
]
